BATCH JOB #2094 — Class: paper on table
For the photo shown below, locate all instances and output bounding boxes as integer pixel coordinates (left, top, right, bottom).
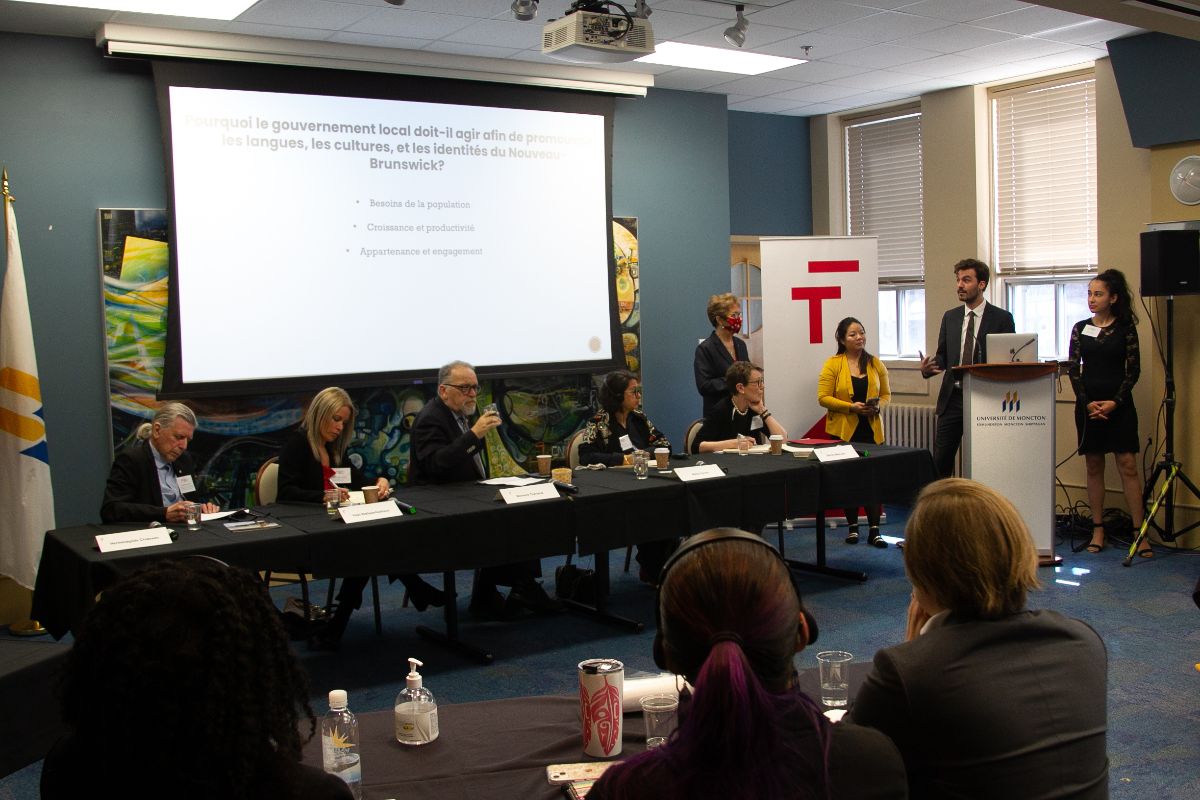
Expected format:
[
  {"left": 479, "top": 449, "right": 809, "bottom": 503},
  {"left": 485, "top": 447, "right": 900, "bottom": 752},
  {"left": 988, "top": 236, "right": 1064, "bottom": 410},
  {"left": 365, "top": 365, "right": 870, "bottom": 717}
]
[
  {"left": 478, "top": 476, "right": 543, "bottom": 487},
  {"left": 720, "top": 444, "right": 770, "bottom": 454},
  {"left": 200, "top": 510, "right": 239, "bottom": 521},
  {"left": 345, "top": 490, "right": 365, "bottom": 505}
]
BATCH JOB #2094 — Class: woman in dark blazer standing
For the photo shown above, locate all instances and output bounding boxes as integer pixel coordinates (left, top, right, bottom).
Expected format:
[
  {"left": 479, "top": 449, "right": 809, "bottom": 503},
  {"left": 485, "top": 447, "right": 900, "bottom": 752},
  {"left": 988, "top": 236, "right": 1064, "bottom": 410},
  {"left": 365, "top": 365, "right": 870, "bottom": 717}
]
[{"left": 693, "top": 292, "right": 748, "bottom": 417}]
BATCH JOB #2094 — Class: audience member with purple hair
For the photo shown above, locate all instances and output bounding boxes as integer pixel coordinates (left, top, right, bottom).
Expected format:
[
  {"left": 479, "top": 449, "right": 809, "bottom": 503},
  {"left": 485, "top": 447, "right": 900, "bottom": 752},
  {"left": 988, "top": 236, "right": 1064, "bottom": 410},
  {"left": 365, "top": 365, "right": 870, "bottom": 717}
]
[{"left": 589, "top": 528, "right": 907, "bottom": 800}]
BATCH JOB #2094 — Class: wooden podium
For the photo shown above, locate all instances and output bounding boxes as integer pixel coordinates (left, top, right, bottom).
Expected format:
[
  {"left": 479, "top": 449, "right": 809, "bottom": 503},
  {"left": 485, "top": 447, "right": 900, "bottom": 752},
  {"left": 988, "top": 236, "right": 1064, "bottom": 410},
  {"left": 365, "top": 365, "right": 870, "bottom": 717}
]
[{"left": 956, "top": 363, "right": 1060, "bottom": 565}]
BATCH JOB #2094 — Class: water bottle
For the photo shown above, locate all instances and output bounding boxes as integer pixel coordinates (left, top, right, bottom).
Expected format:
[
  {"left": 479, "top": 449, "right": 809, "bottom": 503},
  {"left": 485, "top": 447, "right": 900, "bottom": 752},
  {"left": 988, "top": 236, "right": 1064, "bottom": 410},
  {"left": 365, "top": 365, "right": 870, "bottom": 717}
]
[
  {"left": 321, "top": 689, "right": 362, "bottom": 799},
  {"left": 395, "top": 657, "right": 439, "bottom": 745}
]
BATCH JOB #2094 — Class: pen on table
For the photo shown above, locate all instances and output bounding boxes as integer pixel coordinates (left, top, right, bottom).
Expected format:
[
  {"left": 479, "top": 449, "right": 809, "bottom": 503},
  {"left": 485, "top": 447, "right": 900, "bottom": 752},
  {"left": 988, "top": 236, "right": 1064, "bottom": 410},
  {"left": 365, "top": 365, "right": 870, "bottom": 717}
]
[{"left": 394, "top": 499, "right": 418, "bottom": 514}]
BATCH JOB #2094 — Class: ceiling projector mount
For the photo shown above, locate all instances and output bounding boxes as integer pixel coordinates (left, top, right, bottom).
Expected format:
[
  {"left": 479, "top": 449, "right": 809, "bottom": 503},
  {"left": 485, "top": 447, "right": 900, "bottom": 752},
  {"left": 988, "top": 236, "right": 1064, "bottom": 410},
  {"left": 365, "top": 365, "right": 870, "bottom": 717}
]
[{"left": 541, "top": 1, "right": 656, "bottom": 64}]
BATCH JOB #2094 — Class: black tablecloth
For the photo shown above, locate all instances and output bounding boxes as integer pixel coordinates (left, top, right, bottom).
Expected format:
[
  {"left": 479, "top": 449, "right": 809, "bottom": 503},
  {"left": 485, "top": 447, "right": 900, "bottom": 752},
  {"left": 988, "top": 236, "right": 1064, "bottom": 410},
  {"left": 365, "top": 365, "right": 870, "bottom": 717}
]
[
  {"left": 31, "top": 448, "right": 934, "bottom": 639},
  {"left": 297, "top": 663, "right": 870, "bottom": 799},
  {"left": 0, "top": 639, "right": 69, "bottom": 775}
]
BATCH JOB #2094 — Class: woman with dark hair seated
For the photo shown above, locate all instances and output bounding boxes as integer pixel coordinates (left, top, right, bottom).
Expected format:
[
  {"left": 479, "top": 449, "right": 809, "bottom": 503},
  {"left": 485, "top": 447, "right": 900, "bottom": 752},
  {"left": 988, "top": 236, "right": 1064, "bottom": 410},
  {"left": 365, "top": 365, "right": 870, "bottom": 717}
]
[
  {"left": 42, "top": 558, "right": 352, "bottom": 800},
  {"left": 590, "top": 528, "right": 907, "bottom": 800},
  {"left": 578, "top": 370, "right": 675, "bottom": 580},
  {"left": 579, "top": 370, "right": 671, "bottom": 467},
  {"left": 279, "top": 386, "right": 444, "bottom": 649},
  {"left": 848, "top": 479, "right": 1108, "bottom": 799}
]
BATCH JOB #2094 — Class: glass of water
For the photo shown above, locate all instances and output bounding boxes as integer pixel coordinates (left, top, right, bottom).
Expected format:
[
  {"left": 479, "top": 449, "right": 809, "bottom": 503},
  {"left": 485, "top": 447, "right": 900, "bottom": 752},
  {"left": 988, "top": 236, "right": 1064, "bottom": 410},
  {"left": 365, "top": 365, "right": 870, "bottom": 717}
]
[
  {"left": 323, "top": 489, "right": 341, "bottom": 518},
  {"left": 640, "top": 693, "right": 678, "bottom": 749},
  {"left": 632, "top": 450, "right": 649, "bottom": 480},
  {"left": 184, "top": 502, "right": 201, "bottom": 531},
  {"left": 817, "top": 650, "right": 853, "bottom": 707}
]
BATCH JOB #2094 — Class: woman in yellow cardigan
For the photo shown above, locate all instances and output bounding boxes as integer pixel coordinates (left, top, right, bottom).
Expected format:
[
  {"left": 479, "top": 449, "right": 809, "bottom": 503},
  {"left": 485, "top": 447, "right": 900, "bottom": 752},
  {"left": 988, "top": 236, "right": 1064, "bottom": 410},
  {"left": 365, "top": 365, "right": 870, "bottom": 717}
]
[{"left": 817, "top": 317, "right": 891, "bottom": 547}]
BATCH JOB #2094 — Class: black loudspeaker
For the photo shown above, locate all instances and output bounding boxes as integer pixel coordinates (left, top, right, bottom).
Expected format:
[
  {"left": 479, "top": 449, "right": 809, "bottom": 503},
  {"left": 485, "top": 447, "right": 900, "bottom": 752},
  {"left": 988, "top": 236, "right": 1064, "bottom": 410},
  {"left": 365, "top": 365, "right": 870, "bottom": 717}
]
[{"left": 1140, "top": 229, "right": 1200, "bottom": 296}]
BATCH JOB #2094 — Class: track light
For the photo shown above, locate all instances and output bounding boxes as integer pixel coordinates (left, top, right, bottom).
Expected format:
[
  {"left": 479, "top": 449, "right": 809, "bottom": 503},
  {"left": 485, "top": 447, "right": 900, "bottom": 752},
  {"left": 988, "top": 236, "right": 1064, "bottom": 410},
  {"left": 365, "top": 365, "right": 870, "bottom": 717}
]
[
  {"left": 511, "top": 0, "right": 538, "bottom": 21},
  {"left": 723, "top": 4, "right": 748, "bottom": 48}
]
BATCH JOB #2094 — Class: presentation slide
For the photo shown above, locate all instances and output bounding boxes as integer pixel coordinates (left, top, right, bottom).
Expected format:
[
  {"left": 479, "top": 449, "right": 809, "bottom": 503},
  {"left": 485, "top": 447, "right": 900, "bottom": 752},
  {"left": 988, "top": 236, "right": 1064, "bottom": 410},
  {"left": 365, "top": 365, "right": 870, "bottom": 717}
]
[{"left": 165, "top": 85, "right": 615, "bottom": 389}]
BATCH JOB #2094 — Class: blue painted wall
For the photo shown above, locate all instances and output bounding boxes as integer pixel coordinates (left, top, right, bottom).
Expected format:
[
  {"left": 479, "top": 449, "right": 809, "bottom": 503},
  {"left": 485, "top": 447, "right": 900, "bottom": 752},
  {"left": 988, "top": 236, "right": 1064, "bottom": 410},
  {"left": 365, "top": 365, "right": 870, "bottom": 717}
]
[
  {"left": 1107, "top": 32, "right": 1200, "bottom": 148},
  {"left": 0, "top": 33, "right": 759, "bottom": 525},
  {"left": 727, "top": 110, "right": 811, "bottom": 236}
]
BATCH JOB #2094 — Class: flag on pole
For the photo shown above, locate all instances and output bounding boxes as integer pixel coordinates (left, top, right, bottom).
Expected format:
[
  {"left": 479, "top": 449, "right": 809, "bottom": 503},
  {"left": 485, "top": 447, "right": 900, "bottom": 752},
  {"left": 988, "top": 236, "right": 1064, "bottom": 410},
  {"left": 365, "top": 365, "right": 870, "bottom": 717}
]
[{"left": 1, "top": 171, "right": 55, "bottom": 590}]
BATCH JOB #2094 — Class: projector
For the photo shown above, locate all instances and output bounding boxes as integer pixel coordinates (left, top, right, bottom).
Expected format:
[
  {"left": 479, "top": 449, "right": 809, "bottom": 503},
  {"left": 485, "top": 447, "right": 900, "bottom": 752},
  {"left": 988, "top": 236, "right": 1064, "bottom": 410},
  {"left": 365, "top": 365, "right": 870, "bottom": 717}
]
[{"left": 542, "top": 10, "right": 655, "bottom": 64}]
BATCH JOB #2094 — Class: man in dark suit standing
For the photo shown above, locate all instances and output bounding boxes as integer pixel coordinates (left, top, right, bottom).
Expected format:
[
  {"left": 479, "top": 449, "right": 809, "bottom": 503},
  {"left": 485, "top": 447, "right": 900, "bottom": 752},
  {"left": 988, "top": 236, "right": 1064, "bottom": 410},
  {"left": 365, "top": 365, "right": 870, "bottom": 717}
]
[
  {"left": 920, "top": 259, "right": 1015, "bottom": 478},
  {"left": 408, "top": 360, "right": 559, "bottom": 619},
  {"left": 100, "top": 403, "right": 217, "bottom": 523}
]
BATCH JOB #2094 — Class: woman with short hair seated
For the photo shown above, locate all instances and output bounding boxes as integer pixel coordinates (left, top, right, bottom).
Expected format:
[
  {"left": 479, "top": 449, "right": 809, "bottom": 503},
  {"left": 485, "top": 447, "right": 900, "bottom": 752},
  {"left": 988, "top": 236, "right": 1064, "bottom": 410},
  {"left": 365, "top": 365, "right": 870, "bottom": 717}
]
[
  {"left": 692, "top": 360, "right": 786, "bottom": 453},
  {"left": 578, "top": 369, "right": 675, "bottom": 581},
  {"left": 848, "top": 478, "right": 1108, "bottom": 799},
  {"left": 42, "top": 558, "right": 353, "bottom": 800},
  {"left": 589, "top": 528, "right": 908, "bottom": 800}
]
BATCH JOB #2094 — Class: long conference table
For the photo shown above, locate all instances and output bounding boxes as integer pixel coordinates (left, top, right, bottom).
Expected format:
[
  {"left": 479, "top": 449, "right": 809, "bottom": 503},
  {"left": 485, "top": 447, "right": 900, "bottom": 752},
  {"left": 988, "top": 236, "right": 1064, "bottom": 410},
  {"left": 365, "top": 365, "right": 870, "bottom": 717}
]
[{"left": 31, "top": 446, "right": 935, "bottom": 662}]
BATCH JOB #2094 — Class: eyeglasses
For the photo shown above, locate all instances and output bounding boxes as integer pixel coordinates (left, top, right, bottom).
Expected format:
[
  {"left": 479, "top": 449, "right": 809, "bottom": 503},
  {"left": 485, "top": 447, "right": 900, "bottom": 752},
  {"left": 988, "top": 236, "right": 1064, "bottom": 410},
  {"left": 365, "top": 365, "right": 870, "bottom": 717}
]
[
  {"left": 747, "top": 379, "right": 765, "bottom": 386},
  {"left": 443, "top": 383, "right": 481, "bottom": 395},
  {"left": 625, "top": 386, "right": 643, "bottom": 395}
]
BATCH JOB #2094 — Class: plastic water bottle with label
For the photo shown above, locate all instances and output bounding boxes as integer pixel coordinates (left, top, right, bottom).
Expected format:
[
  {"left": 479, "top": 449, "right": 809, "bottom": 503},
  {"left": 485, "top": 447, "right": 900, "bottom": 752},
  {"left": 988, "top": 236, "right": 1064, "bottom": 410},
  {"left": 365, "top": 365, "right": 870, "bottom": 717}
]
[{"left": 321, "top": 689, "right": 362, "bottom": 799}]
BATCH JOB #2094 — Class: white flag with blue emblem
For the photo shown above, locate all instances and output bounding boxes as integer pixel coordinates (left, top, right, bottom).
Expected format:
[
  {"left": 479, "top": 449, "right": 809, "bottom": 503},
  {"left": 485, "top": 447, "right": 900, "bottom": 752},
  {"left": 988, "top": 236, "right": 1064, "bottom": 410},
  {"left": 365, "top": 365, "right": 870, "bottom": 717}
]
[{"left": 1, "top": 175, "right": 55, "bottom": 589}]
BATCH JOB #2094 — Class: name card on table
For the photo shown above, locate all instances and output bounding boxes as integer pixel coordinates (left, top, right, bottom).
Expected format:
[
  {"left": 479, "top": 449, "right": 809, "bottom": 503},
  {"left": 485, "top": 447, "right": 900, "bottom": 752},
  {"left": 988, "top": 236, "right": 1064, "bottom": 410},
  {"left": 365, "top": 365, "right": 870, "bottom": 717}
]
[
  {"left": 497, "top": 482, "right": 562, "bottom": 504},
  {"left": 339, "top": 502, "right": 404, "bottom": 524},
  {"left": 675, "top": 464, "right": 725, "bottom": 482},
  {"left": 813, "top": 444, "right": 859, "bottom": 463},
  {"left": 95, "top": 527, "right": 175, "bottom": 553}
]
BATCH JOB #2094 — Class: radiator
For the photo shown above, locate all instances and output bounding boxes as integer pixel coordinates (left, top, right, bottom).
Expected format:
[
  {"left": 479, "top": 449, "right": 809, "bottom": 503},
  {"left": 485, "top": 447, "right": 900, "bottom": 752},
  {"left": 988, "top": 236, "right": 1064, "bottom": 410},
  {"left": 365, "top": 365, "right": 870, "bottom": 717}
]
[{"left": 882, "top": 403, "right": 936, "bottom": 450}]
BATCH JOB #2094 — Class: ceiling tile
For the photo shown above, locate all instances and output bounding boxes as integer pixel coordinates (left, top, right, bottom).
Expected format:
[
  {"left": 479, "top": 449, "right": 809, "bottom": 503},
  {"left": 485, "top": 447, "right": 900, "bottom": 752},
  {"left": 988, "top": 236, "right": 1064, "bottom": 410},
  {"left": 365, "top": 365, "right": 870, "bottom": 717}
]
[
  {"left": 761, "top": 30, "right": 876, "bottom": 59},
  {"left": 895, "top": 21, "right": 1015, "bottom": 52},
  {"left": 901, "top": 0, "right": 1028, "bottom": 24},
  {"left": 767, "top": 58, "right": 868, "bottom": 82},
  {"left": 443, "top": 17, "right": 541, "bottom": 47},
  {"left": 820, "top": 10, "right": 955, "bottom": 43},
  {"left": 771, "top": 82, "right": 866, "bottom": 102},
  {"left": 897, "top": 51, "right": 979, "bottom": 77},
  {"left": 342, "top": 9, "right": 475, "bottom": 37},
  {"left": 727, "top": 95, "right": 809, "bottom": 113},
  {"left": 975, "top": 4, "right": 1093, "bottom": 36},
  {"left": 238, "top": 0, "right": 373, "bottom": 30},
  {"left": 745, "top": 0, "right": 881, "bottom": 32},
  {"left": 824, "top": 42, "right": 941, "bottom": 68}
]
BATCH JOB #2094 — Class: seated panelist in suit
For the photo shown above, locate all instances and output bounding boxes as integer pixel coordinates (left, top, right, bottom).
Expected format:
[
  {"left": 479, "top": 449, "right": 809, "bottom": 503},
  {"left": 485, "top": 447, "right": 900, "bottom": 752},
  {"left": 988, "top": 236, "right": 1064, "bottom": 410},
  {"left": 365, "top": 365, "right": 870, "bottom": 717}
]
[
  {"left": 408, "top": 360, "right": 559, "bottom": 620},
  {"left": 278, "top": 386, "right": 445, "bottom": 651},
  {"left": 692, "top": 361, "right": 786, "bottom": 454},
  {"left": 817, "top": 316, "right": 891, "bottom": 547},
  {"left": 920, "top": 258, "right": 1015, "bottom": 478},
  {"left": 848, "top": 479, "right": 1108, "bottom": 799},
  {"left": 100, "top": 402, "right": 218, "bottom": 524}
]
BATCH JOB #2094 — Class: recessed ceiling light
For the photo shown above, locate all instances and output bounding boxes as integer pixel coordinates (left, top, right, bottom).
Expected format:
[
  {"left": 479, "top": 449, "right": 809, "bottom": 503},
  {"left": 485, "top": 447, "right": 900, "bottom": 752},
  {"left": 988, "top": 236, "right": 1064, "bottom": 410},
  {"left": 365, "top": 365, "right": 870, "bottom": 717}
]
[
  {"left": 8, "top": 0, "right": 257, "bottom": 21},
  {"left": 636, "top": 42, "right": 804, "bottom": 76}
]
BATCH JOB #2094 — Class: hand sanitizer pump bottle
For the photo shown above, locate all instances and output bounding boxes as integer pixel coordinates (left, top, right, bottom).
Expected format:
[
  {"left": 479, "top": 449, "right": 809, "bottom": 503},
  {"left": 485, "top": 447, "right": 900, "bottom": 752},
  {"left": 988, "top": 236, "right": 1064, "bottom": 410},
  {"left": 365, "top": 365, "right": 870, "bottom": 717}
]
[{"left": 395, "top": 657, "right": 439, "bottom": 745}]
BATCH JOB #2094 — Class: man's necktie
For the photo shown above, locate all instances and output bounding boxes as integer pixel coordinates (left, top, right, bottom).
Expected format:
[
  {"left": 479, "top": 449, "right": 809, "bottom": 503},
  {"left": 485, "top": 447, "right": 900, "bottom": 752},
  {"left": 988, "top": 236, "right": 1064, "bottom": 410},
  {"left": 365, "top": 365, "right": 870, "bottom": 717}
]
[{"left": 961, "top": 310, "right": 976, "bottom": 366}]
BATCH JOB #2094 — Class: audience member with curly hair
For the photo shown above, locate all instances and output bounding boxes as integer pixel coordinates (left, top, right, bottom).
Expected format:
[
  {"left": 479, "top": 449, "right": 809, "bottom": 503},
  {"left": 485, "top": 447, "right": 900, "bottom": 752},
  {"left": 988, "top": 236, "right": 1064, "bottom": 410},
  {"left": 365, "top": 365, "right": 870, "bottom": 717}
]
[{"left": 41, "top": 558, "right": 352, "bottom": 800}]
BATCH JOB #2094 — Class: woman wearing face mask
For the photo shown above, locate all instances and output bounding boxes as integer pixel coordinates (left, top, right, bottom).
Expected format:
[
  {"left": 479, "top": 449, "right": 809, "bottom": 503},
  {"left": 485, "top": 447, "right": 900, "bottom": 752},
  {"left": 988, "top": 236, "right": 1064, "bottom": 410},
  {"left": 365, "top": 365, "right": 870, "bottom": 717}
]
[
  {"left": 278, "top": 386, "right": 445, "bottom": 650},
  {"left": 694, "top": 293, "right": 749, "bottom": 418},
  {"left": 817, "top": 317, "right": 891, "bottom": 547}
]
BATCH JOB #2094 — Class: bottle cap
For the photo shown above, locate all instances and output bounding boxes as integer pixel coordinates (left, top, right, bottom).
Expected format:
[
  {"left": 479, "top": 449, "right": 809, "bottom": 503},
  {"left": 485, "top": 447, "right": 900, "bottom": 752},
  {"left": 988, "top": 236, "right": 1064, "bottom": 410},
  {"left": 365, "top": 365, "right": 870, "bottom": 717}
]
[
  {"left": 329, "top": 689, "right": 347, "bottom": 709},
  {"left": 406, "top": 657, "right": 424, "bottom": 690}
]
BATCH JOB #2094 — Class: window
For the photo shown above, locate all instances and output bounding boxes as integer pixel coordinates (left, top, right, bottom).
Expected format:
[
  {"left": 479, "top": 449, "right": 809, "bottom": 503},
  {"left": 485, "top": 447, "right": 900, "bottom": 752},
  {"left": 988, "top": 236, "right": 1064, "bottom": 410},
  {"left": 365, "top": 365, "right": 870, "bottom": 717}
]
[
  {"left": 845, "top": 109, "right": 924, "bottom": 358},
  {"left": 991, "top": 73, "right": 1096, "bottom": 359}
]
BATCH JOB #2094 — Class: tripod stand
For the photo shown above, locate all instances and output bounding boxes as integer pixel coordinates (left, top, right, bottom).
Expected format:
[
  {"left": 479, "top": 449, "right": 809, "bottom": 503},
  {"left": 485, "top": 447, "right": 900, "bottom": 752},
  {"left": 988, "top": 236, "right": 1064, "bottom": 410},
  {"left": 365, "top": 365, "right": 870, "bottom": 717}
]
[{"left": 1125, "top": 295, "right": 1200, "bottom": 566}]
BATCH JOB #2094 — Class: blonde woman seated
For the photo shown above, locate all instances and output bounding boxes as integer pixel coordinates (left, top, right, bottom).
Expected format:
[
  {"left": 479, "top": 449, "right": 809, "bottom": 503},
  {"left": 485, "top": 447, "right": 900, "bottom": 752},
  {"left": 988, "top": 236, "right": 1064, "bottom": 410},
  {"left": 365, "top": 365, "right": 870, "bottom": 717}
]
[
  {"left": 848, "top": 479, "right": 1108, "bottom": 799},
  {"left": 817, "top": 317, "right": 891, "bottom": 547}
]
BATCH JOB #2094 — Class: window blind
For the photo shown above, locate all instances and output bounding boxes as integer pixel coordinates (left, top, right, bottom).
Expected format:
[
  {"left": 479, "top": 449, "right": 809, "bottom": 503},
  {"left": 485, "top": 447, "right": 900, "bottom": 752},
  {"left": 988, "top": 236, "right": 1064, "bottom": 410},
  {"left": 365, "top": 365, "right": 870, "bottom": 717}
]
[
  {"left": 845, "top": 112, "right": 924, "bottom": 281},
  {"left": 992, "top": 77, "right": 1097, "bottom": 275}
]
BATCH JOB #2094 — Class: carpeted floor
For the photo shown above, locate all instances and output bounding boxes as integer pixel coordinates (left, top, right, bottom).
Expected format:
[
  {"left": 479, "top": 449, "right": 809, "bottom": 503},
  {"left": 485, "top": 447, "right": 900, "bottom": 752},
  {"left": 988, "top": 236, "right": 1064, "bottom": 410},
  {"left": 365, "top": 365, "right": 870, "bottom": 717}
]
[{"left": 2, "top": 509, "right": 1197, "bottom": 799}]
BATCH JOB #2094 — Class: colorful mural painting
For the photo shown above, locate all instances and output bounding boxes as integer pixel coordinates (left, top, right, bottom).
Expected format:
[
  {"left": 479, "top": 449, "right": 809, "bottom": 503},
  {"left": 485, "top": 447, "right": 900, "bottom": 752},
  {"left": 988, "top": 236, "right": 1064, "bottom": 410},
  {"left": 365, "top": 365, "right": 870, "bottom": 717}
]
[{"left": 99, "top": 211, "right": 641, "bottom": 503}]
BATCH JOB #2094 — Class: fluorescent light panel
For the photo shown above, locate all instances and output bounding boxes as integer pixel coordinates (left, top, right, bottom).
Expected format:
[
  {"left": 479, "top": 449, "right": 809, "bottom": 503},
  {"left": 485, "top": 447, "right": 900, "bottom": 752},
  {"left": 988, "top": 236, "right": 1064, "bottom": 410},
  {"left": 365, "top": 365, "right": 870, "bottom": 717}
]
[
  {"left": 9, "top": 0, "right": 255, "bottom": 20},
  {"left": 637, "top": 42, "right": 804, "bottom": 75}
]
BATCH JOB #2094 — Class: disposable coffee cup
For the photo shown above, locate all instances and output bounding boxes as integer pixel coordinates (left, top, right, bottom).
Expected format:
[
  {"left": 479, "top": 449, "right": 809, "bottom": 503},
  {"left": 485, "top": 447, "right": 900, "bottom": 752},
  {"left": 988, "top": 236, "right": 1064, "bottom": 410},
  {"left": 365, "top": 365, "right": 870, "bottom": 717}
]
[
  {"left": 362, "top": 485, "right": 379, "bottom": 503},
  {"left": 578, "top": 658, "right": 624, "bottom": 757},
  {"left": 537, "top": 454, "right": 553, "bottom": 476},
  {"left": 654, "top": 447, "right": 670, "bottom": 469},
  {"left": 769, "top": 434, "right": 784, "bottom": 455},
  {"left": 552, "top": 467, "right": 573, "bottom": 484},
  {"left": 817, "top": 650, "right": 853, "bottom": 708}
]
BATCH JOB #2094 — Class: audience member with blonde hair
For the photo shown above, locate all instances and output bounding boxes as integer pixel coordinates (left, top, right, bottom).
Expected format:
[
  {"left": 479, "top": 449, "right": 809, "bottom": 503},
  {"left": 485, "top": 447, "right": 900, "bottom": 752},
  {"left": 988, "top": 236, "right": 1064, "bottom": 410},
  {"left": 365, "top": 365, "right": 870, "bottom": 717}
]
[{"left": 848, "top": 478, "right": 1108, "bottom": 799}]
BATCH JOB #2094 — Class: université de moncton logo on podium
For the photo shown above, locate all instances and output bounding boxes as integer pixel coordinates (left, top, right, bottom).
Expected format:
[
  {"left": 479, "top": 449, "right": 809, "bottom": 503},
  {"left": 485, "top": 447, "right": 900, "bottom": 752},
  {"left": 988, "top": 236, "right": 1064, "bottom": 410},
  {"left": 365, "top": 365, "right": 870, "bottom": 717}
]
[
  {"left": 975, "top": 388, "right": 1046, "bottom": 429},
  {"left": 1001, "top": 391, "right": 1020, "bottom": 413}
]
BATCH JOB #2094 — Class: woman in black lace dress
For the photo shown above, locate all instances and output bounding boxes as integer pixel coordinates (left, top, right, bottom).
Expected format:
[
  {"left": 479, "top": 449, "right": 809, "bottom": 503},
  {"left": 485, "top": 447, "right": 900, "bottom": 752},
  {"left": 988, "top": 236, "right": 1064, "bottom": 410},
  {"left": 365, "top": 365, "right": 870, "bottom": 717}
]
[{"left": 1067, "top": 269, "right": 1149, "bottom": 556}]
